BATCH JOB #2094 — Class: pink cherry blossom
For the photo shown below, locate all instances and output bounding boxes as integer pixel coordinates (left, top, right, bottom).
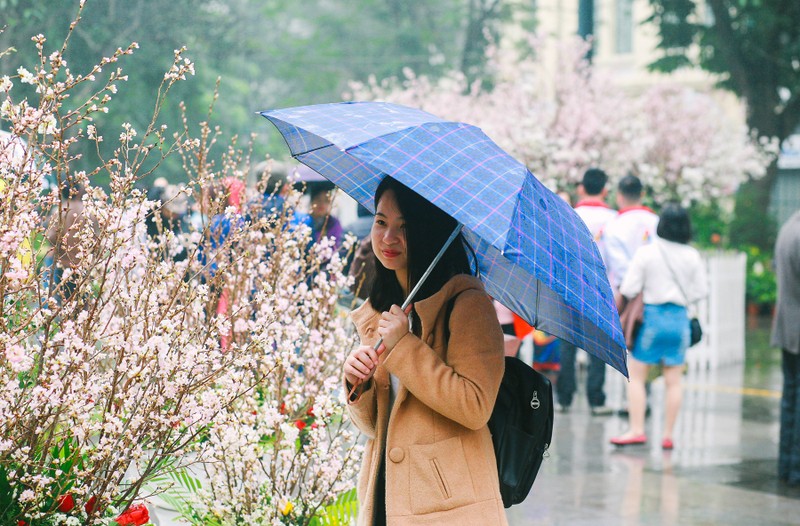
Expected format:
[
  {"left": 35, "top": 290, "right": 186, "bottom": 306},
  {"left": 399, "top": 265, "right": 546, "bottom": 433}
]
[{"left": 349, "top": 35, "right": 776, "bottom": 204}]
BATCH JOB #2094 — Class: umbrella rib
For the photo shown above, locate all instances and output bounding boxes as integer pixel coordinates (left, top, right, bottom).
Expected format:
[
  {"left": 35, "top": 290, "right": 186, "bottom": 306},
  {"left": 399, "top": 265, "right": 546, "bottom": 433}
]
[{"left": 297, "top": 142, "right": 336, "bottom": 157}]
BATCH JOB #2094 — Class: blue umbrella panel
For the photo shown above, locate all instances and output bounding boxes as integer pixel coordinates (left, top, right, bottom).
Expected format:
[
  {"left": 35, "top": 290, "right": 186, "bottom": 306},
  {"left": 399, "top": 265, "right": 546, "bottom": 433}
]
[{"left": 261, "top": 102, "right": 627, "bottom": 377}]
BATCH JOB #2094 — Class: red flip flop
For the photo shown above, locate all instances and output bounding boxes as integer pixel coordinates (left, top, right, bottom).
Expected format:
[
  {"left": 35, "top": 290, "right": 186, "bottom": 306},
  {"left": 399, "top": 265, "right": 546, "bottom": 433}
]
[{"left": 662, "top": 438, "right": 674, "bottom": 450}]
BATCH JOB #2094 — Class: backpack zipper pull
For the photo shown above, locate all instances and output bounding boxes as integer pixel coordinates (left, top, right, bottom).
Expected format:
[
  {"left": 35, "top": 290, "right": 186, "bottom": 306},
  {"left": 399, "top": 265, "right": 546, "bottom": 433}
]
[{"left": 530, "top": 390, "right": 540, "bottom": 410}]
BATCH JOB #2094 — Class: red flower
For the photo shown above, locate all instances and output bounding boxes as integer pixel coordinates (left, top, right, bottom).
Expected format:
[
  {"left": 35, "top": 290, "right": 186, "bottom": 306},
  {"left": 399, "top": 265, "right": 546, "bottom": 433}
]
[
  {"left": 306, "top": 406, "right": 315, "bottom": 417},
  {"left": 85, "top": 495, "right": 98, "bottom": 514},
  {"left": 294, "top": 419, "right": 307, "bottom": 431},
  {"left": 18, "top": 520, "right": 26, "bottom": 526},
  {"left": 57, "top": 494, "right": 75, "bottom": 513},
  {"left": 114, "top": 503, "right": 150, "bottom": 526}
]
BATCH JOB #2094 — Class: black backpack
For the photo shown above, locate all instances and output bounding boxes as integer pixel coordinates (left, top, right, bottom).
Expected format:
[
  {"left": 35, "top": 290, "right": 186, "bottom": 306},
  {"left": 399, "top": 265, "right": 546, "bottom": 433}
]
[
  {"left": 488, "top": 355, "right": 554, "bottom": 508},
  {"left": 443, "top": 298, "right": 553, "bottom": 507}
]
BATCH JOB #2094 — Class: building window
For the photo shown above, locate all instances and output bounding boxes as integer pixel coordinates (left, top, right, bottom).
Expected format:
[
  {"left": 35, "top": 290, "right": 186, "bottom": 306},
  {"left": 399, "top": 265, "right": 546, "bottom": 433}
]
[{"left": 615, "top": 0, "right": 634, "bottom": 54}]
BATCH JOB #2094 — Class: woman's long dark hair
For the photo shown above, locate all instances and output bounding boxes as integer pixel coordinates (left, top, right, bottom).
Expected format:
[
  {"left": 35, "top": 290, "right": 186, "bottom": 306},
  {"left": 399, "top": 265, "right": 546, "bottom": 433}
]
[{"left": 368, "top": 177, "right": 475, "bottom": 319}]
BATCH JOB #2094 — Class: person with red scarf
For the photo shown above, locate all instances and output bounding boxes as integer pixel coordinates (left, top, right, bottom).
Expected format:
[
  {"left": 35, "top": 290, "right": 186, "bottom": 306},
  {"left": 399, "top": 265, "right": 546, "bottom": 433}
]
[
  {"left": 557, "top": 169, "right": 618, "bottom": 415},
  {"left": 603, "top": 174, "right": 659, "bottom": 302}
]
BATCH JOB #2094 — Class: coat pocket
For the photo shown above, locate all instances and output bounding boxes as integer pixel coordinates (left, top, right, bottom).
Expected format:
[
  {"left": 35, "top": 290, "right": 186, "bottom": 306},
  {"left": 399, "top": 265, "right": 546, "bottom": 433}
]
[{"left": 408, "top": 436, "right": 476, "bottom": 514}]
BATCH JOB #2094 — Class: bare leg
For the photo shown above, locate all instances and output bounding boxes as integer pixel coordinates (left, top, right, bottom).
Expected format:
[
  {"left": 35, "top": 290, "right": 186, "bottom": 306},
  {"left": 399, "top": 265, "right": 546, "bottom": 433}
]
[
  {"left": 627, "top": 358, "right": 649, "bottom": 435},
  {"left": 662, "top": 365, "right": 683, "bottom": 441},
  {"left": 616, "top": 357, "right": 649, "bottom": 439}
]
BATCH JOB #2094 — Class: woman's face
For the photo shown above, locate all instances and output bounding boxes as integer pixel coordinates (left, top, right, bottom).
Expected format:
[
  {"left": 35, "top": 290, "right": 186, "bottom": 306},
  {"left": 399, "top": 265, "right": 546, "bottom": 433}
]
[{"left": 371, "top": 189, "right": 408, "bottom": 274}]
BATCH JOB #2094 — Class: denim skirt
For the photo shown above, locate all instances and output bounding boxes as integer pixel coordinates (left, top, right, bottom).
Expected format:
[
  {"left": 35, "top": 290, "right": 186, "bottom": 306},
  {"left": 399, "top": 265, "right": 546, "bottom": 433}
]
[{"left": 632, "top": 303, "right": 689, "bottom": 366}]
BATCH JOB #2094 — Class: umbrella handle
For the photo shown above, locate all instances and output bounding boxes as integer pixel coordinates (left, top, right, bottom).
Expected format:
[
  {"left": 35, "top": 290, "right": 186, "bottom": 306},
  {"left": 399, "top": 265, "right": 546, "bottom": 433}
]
[
  {"left": 348, "top": 223, "right": 464, "bottom": 403},
  {"left": 399, "top": 222, "right": 464, "bottom": 312}
]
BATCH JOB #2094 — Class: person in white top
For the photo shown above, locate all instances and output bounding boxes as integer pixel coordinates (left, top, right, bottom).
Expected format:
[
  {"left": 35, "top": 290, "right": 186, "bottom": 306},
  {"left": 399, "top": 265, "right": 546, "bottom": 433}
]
[
  {"left": 557, "top": 168, "right": 618, "bottom": 415},
  {"left": 603, "top": 175, "right": 659, "bottom": 303},
  {"left": 603, "top": 175, "right": 659, "bottom": 418},
  {"left": 574, "top": 170, "right": 618, "bottom": 267},
  {"left": 610, "top": 203, "right": 707, "bottom": 450}
]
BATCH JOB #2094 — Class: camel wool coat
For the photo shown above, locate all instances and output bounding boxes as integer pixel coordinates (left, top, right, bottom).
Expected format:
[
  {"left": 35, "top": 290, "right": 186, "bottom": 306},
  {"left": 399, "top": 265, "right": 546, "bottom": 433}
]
[{"left": 346, "top": 274, "right": 508, "bottom": 526}]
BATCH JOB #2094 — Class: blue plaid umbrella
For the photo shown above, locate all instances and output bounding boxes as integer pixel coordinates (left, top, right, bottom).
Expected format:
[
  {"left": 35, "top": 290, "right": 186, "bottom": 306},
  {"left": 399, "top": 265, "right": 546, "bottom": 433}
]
[{"left": 260, "top": 101, "right": 627, "bottom": 377}]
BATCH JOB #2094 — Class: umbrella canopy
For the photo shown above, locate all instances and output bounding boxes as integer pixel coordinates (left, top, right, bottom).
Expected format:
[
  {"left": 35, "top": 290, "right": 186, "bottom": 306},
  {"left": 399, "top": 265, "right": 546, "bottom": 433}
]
[
  {"left": 294, "top": 164, "right": 327, "bottom": 182},
  {"left": 260, "top": 101, "right": 627, "bottom": 377}
]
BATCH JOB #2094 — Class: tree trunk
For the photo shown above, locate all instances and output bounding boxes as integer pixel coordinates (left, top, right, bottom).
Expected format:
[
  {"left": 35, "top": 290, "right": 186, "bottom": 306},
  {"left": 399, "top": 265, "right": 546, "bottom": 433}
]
[
  {"left": 459, "top": 0, "right": 500, "bottom": 84},
  {"left": 729, "top": 161, "right": 779, "bottom": 250},
  {"left": 730, "top": 94, "right": 786, "bottom": 250}
]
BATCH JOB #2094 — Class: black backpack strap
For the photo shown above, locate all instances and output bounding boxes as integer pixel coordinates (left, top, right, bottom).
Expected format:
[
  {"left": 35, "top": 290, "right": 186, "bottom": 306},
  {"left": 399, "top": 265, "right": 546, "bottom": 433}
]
[{"left": 442, "top": 291, "right": 462, "bottom": 343}]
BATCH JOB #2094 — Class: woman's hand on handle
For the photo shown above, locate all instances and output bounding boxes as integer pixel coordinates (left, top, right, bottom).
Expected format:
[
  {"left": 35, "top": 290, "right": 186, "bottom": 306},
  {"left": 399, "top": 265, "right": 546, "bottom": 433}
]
[
  {"left": 345, "top": 303, "right": 412, "bottom": 394},
  {"left": 344, "top": 344, "right": 383, "bottom": 387},
  {"left": 377, "top": 304, "right": 413, "bottom": 353}
]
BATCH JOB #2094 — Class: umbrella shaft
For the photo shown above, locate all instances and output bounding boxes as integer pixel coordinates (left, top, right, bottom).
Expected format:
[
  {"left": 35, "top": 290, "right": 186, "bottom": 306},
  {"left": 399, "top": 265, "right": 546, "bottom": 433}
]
[{"left": 372, "top": 223, "right": 464, "bottom": 352}]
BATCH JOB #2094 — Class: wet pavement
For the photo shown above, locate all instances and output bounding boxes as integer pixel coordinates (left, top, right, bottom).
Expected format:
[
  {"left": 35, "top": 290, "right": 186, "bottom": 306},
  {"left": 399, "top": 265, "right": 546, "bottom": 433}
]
[{"left": 508, "top": 315, "right": 800, "bottom": 525}]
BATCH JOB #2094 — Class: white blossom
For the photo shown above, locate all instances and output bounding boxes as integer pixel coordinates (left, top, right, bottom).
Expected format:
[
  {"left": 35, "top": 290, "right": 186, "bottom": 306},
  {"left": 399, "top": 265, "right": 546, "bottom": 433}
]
[
  {"left": 16, "top": 66, "right": 35, "bottom": 84},
  {"left": 1, "top": 11, "right": 361, "bottom": 525}
]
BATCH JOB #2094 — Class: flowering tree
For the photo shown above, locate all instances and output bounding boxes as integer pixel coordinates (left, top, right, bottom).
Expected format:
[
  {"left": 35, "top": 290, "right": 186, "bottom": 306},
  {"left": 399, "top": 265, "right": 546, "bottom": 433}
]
[
  {"left": 159, "top": 231, "right": 362, "bottom": 525},
  {"left": 632, "top": 84, "right": 777, "bottom": 204},
  {"left": 1, "top": 6, "right": 360, "bottom": 526},
  {"left": 349, "top": 36, "right": 776, "bottom": 205}
]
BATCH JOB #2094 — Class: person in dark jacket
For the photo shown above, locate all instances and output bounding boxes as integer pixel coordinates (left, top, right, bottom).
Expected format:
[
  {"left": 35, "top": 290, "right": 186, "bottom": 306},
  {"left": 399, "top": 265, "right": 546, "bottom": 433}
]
[{"left": 772, "top": 210, "right": 800, "bottom": 485}]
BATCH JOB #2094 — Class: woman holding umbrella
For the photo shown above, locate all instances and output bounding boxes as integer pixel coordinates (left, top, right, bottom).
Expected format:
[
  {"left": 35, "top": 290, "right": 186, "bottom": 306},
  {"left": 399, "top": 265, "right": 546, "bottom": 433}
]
[{"left": 343, "top": 177, "right": 508, "bottom": 525}]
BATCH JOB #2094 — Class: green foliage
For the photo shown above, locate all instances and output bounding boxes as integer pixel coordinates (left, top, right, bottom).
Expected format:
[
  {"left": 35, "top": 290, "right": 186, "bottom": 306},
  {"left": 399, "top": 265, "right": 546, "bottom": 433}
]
[
  {"left": 745, "top": 245, "right": 777, "bottom": 306},
  {"left": 308, "top": 488, "right": 358, "bottom": 526},
  {"left": 729, "top": 178, "right": 777, "bottom": 251},
  {"left": 0, "top": 464, "right": 22, "bottom": 525},
  {"left": 1, "top": 436, "right": 91, "bottom": 525},
  {"left": 688, "top": 200, "right": 730, "bottom": 249},
  {"left": 646, "top": 0, "right": 800, "bottom": 115},
  {"left": 644, "top": 0, "right": 697, "bottom": 56},
  {"left": 0, "top": 0, "right": 533, "bottom": 186},
  {"left": 146, "top": 470, "right": 211, "bottom": 525},
  {"left": 647, "top": 53, "right": 693, "bottom": 73}
]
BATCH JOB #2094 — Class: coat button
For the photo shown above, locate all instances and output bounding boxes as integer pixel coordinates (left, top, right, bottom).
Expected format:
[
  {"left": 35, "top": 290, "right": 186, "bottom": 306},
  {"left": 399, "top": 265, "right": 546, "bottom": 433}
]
[{"left": 388, "top": 447, "right": 405, "bottom": 463}]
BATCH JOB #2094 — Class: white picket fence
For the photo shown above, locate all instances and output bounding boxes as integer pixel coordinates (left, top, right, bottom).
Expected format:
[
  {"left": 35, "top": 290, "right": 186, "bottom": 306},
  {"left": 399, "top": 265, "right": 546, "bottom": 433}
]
[
  {"left": 606, "top": 251, "right": 747, "bottom": 409},
  {"left": 685, "top": 251, "right": 747, "bottom": 371}
]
